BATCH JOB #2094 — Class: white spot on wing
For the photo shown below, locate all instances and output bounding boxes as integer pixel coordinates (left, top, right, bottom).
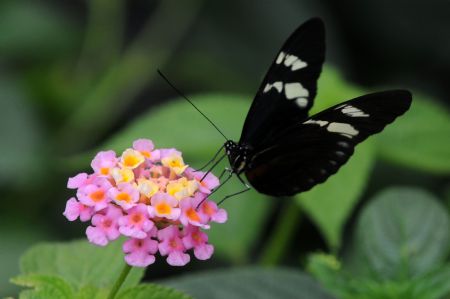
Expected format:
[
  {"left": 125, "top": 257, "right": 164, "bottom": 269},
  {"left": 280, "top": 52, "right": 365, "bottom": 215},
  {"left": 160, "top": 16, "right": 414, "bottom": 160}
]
[
  {"left": 276, "top": 52, "right": 285, "bottom": 64},
  {"left": 264, "top": 81, "right": 309, "bottom": 108},
  {"left": 284, "top": 82, "right": 309, "bottom": 107},
  {"left": 291, "top": 60, "right": 307, "bottom": 71},
  {"left": 263, "top": 81, "right": 283, "bottom": 93},
  {"left": 284, "top": 83, "right": 309, "bottom": 99},
  {"left": 327, "top": 122, "right": 359, "bottom": 138},
  {"left": 295, "top": 98, "right": 308, "bottom": 107},
  {"left": 304, "top": 119, "right": 328, "bottom": 127},
  {"left": 341, "top": 105, "right": 369, "bottom": 117},
  {"left": 334, "top": 104, "right": 346, "bottom": 110},
  {"left": 282, "top": 54, "right": 307, "bottom": 71},
  {"left": 284, "top": 55, "right": 297, "bottom": 67}
]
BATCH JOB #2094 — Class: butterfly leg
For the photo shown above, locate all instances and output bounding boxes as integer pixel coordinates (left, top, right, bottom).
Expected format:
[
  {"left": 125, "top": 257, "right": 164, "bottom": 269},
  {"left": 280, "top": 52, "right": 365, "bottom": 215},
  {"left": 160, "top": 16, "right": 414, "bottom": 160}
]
[
  {"left": 217, "top": 184, "right": 251, "bottom": 206},
  {"left": 194, "top": 144, "right": 225, "bottom": 172},
  {"left": 196, "top": 168, "right": 233, "bottom": 209},
  {"left": 200, "top": 154, "right": 226, "bottom": 182},
  {"left": 216, "top": 174, "right": 251, "bottom": 205},
  {"left": 217, "top": 167, "right": 231, "bottom": 180}
]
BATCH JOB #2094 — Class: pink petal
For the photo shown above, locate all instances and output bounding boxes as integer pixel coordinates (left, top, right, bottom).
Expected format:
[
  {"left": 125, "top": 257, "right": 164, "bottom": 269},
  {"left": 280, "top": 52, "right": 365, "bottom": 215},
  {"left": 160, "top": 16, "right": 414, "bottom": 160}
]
[
  {"left": 119, "top": 226, "right": 147, "bottom": 239},
  {"left": 212, "top": 209, "right": 228, "bottom": 223},
  {"left": 133, "top": 139, "right": 154, "bottom": 152},
  {"left": 194, "top": 244, "right": 214, "bottom": 260},
  {"left": 86, "top": 226, "right": 108, "bottom": 246},
  {"left": 167, "top": 251, "right": 190, "bottom": 266},
  {"left": 63, "top": 198, "right": 80, "bottom": 221},
  {"left": 158, "top": 240, "right": 170, "bottom": 256},
  {"left": 157, "top": 225, "right": 179, "bottom": 241},
  {"left": 67, "top": 173, "right": 88, "bottom": 189},
  {"left": 125, "top": 251, "right": 155, "bottom": 267},
  {"left": 105, "top": 226, "right": 120, "bottom": 241}
]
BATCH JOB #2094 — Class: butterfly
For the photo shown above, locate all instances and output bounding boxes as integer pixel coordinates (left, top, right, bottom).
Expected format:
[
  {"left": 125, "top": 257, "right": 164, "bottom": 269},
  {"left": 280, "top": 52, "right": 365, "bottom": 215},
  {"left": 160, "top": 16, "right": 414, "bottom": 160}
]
[{"left": 222, "top": 17, "right": 412, "bottom": 197}]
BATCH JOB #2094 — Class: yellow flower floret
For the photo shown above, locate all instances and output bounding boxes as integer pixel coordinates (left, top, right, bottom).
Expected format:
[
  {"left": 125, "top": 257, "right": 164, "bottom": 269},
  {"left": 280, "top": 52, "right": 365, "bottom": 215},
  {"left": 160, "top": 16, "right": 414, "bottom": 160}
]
[
  {"left": 161, "top": 153, "right": 188, "bottom": 175},
  {"left": 121, "top": 149, "right": 145, "bottom": 169},
  {"left": 166, "top": 177, "right": 198, "bottom": 200},
  {"left": 178, "top": 177, "right": 198, "bottom": 196},
  {"left": 137, "top": 179, "right": 159, "bottom": 198},
  {"left": 111, "top": 167, "right": 135, "bottom": 184}
]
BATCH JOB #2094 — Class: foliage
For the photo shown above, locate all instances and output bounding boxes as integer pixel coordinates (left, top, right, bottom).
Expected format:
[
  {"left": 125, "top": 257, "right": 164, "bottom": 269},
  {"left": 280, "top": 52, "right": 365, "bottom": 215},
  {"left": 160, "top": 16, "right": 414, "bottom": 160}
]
[
  {"left": 163, "top": 267, "right": 335, "bottom": 299},
  {"left": 11, "top": 240, "right": 191, "bottom": 299},
  {"left": 308, "top": 188, "right": 450, "bottom": 299}
]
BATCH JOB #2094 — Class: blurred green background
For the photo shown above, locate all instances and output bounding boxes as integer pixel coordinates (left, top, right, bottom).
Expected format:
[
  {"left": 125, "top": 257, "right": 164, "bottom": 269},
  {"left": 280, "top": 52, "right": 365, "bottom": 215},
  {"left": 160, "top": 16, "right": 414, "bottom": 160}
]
[{"left": 1, "top": 0, "right": 449, "bottom": 298}]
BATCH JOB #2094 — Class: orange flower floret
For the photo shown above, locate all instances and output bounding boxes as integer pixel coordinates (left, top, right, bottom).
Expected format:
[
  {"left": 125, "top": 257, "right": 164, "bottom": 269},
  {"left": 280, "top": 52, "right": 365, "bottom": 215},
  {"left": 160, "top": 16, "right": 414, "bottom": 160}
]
[
  {"left": 116, "top": 192, "right": 131, "bottom": 203},
  {"left": 186, "top": 207, "right": 201, "bottom": 222},
  {"left": 100, "top": 167, "right": 110, "bottom": 175},
  {"left": 156, "top": 202, "right": 172, "bottom": 215},
  {"left": 89, "top": 190, "right": 105, "bottom": 202}
]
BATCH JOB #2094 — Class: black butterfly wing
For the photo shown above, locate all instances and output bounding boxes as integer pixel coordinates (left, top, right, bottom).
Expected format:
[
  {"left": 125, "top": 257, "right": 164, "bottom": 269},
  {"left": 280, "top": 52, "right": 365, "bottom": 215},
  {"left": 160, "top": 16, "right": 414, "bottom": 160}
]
[
  {"left": 244, "top": 90, "right": 412, "bottom": 196},
  {"left": 239, "top": 18, "right": 325, "bottom": 148}
]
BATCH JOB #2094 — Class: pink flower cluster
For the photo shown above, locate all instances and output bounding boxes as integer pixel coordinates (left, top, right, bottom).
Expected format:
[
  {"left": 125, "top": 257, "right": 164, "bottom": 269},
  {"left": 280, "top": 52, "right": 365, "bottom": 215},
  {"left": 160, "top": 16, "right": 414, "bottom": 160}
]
[{"left": 63, "top": 139, "right": 227, "bottom": 267}]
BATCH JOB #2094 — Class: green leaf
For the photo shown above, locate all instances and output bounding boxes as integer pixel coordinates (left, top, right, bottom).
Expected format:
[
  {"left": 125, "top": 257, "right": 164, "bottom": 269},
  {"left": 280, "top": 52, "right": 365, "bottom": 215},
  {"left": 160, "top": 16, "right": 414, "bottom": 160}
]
[
  {"left": 11, "top": 274, "right": 74, "bottom": 299},
  {"left": 297, "top": 141, "right": 375, "bottom": 250},
  {"left": 118, "top": 284, "right": 192, "bottom": 299},
  {"left": 348, "top": 187, "right": 450, "bottom": 280},
  {"left": 20, "top": 239, "right": 144, "bottom": 291},
  {"left": 74, "top": 285, "right": 109, "bottom": 299},
  {"left": 307, "top": 253, "right": 350, "bottom": 299},
  {"left": 163, "top": 267, "right": 336, "bottom": 299},
  {"left": 377, "top": 95, "right": 450, "bottom": 174},
  {"left": 412, "top": 264, "right": 450, "bottom": 299},
  {"left": 309, "top": 254, "right": 450, "bottom": 299}
]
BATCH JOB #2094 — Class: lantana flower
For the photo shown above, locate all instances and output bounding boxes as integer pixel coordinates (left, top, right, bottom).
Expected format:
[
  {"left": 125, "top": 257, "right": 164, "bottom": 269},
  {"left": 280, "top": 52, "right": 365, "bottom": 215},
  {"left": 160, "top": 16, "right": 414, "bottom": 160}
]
[
  {"left": 77, "top": 177, "right": 112, "bottom": 211},
  {"left": 86, "top": 205, "right": 122, "bottom": 246},
  {"left": 158, "top": 225, "right": 190, "bottom": 266},
  {"left": 91, "top": 150, "right": 117, "bottom": 177},
  {"left": 109, "top": 183, "right": 140, "bottom": 210},
  {"left": 63, "top": 138, "right": 228, "bottom": 268},
  {"left": 148, "top": 192, "right": 181, "bottom": 220}
]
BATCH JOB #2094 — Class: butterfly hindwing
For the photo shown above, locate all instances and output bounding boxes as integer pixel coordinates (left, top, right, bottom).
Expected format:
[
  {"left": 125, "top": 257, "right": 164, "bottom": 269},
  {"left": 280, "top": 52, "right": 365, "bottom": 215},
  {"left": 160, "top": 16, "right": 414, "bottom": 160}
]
[
  {"left": 244, "top": 90, "right": 412, "bottom": 196},
  {"left": 239, "top": 18, "right": 325, "bottom": 148},
  {"left": 302, "top": 90, "right": 412, "bottom": 143}
]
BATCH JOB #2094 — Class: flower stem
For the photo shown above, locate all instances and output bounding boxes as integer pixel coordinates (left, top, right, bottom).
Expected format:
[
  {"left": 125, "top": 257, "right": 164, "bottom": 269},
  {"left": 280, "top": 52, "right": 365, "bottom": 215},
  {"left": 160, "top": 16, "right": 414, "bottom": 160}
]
[
  {"left": 259, "top": 200, "right": 302, "bottom": 265},
  {"left": 107, "top": 263, "right": 132, "bottom": 299}
]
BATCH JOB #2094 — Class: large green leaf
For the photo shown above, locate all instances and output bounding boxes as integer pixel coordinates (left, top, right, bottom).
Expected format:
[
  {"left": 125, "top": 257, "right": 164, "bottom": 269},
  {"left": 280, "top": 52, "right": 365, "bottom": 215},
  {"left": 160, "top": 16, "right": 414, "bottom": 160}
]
[
  {"left": 297, "top": 141, "right": 375, "bottom": 250},
  {"left": 118, "top": 284, "right": 192, "bottom": 299},
  {"left": 309, "top": 254, "right": 450, "bottom": 299},
  {"left": 163, "top": 267, "right": 336, "bottom": 299},
  {"left": 377, "top": 96, "right": 450, "bottom": 173},
  {"left": 20, "top": 239, "right": 144, "bottom": 291},
  {"left": 348, "top": 187, "right": 450, "bottom": 280},
  {"left": 12, "top": 274, "right": 74, "bottom": 299}
]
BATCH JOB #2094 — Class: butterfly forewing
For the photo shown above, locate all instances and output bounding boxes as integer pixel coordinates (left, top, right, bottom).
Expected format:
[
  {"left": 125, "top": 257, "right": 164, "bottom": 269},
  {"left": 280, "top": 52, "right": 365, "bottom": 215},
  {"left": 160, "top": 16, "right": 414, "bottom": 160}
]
[
  {"left": 239, "top": 18, "right": 325, "bottom": 148},
  {"left": 244, "top": 90, "right": 412, "bottom": 196}
]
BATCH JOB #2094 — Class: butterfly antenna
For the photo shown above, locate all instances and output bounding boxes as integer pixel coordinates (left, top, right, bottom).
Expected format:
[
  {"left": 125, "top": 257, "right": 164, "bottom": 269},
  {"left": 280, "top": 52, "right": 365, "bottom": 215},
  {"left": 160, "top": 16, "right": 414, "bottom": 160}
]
[{"left": 157, "top": 70, "right": 229, "bottom": 141}]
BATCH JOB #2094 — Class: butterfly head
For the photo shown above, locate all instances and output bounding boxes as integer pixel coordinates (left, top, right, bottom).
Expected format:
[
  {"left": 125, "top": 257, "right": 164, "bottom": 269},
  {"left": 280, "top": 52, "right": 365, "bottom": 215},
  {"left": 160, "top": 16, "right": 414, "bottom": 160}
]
[{"left": 224, "top": 140, "right": 251, "bottom": 174}]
